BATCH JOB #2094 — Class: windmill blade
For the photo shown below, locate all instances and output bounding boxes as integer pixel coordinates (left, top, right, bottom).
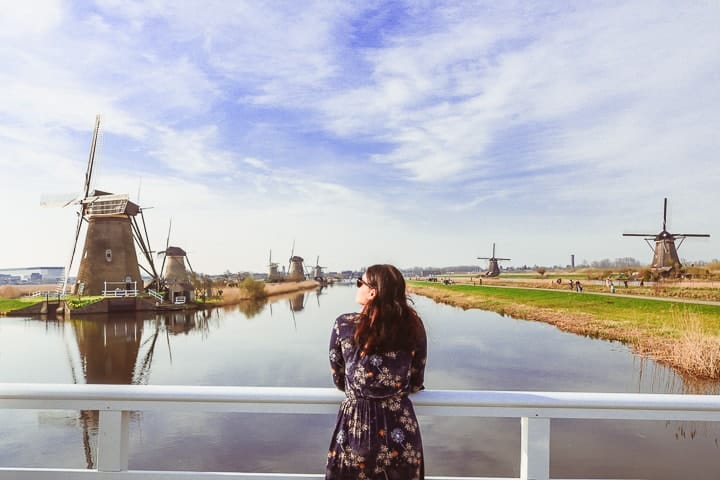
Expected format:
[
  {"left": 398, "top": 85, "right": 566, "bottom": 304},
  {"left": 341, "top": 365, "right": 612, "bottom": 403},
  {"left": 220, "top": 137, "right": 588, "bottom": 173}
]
[
  {"left": 185, "top": 255, "right": 196, "bottom": 276},
  {"left": 40, "top": 192, "right": 81, "bottom": 208},
  {"left": 496, "top": 257, "right": 511, "bottom": 261},
  {"left": 492, "top": 243, "right": 496, "bottom": 257},
  {"left": 62, "top": 212, "right": 85, "bottom": 294},
  {"left": 288, "top": 240, "right": 295, "bottom": 272},
  {"left": 165, "top": 326, "right": 173, "bottom": 365},
  {"left": 131, "top": 214, "right": 160, "bottom": 288},
  {"left": 160, "top": 219, "right": 172, "bottom": 276},
  {"left": 622, "top": 233, "right": 657, "bottom": 237},
  {"left": 138, "top": 209, "right": 161, "bottom": 288},
  {"left": 268, "top": 249, "right": 272, "bottom": 266},
  {"left": 477, "top": 257, "right": 491, "bottom": 260},
  {"left": 83, "top": 115, "right": 102, "bottom": 199},
  {"left": 289, "top": 301, "right": 297, "bottom": 331},
  {"left": 675, "top": 234, "right": 711, "bottom": 238},
  {"left": 662, "top": 197, "right": 668, "bottom": 231}
]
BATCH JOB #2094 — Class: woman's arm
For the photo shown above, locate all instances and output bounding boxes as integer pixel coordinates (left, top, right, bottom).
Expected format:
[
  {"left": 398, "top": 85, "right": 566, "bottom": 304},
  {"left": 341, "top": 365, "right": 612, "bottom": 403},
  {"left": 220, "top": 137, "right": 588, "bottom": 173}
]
[
  {"left": 329, "top": 318, "right": 346, "bottom": 391},
  {"left": 409, "top": 324, "right": 427, "bottom": 393}
]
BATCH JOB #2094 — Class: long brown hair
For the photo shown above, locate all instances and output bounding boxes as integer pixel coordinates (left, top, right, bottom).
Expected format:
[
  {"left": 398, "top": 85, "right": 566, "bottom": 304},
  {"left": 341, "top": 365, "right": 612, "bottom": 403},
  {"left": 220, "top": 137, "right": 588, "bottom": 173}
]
[{"left": 354, "top": 264, "right": 425, "bottom": 354}]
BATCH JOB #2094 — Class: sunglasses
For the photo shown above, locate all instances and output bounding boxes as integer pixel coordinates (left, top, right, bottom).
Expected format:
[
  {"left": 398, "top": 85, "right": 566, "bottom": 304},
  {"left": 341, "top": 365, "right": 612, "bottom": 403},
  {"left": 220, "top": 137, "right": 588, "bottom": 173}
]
[{"left": 356, "top": 278, "right": 374, "bottom": 289}]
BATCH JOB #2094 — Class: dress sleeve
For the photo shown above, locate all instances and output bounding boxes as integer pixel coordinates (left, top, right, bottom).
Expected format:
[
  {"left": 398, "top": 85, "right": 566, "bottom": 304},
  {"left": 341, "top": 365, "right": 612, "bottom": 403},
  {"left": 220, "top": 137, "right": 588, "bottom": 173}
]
[
  {"left": 329, "top": 317, "right": 346, "bottom": 391},
  {"left": 409, "top": 323, "right": 427, "bottom": 393}
]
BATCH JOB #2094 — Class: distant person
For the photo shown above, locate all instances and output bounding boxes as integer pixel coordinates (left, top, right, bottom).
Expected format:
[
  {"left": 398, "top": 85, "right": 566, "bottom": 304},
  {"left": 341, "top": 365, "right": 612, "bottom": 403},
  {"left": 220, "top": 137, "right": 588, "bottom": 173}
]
[
  {"left": 569, "top": 280, "right": 575, "bottom": 290},
  {"left": 576, "top": 281, "right": 583, "bottom": 293},
  {"left": 326, "top": 264, "right": 427, "bottom": 480}
]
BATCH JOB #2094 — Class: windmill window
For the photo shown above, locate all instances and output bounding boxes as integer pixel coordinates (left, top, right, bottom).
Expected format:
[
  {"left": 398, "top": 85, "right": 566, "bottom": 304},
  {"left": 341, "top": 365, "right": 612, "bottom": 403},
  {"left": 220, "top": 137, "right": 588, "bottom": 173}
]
[{"left": 105, "top": 249, "right": 112, "bottom": 262}]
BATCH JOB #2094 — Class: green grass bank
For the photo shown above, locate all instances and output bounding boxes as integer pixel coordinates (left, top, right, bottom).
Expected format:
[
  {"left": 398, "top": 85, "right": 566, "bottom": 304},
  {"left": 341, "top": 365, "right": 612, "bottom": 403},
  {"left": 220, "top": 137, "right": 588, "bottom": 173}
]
[
  {"left": 0, "top": 298, "right": 45, "bottom": 314},
  {"left": 408, "top": 281, "right": 720, "bottom": 381}
]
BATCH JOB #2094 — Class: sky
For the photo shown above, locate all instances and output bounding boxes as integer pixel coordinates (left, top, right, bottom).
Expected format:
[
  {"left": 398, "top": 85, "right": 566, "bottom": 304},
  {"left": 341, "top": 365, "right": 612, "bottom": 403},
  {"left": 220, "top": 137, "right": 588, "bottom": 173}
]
[{"left": 0, "top": 0, "right": 718, "bottom": 275}]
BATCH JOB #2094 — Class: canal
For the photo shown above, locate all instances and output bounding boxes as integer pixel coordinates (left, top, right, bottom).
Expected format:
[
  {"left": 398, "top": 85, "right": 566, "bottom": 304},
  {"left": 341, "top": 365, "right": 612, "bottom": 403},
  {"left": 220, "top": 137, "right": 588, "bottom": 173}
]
[{"left": 0, "top": 284, "right": 718, "bottom": 478}]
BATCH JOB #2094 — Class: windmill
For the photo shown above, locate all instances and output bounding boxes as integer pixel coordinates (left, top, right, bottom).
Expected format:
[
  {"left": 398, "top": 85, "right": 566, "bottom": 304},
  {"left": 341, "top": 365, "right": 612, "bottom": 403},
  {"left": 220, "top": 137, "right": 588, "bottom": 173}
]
[
  {"left": 157, "top": 220, "right": 196, "bottom": 303},
  {"left": 623, "top": 197, "right": 710, "bottom": 276},
  {"left": 477, "top": 243, "right": 511, "bottom": 277},
  {"left": 313, "top": 256, "right": 326, "bottom": 281},
  {"left": 267, "top": 249, "right": 283, "bottom": 282},
  {"left": 287, "top": 240, "right": 305, "bottom": 282},
  {"left": 58, "top": 115, "right": 160, "bottom": 296}
]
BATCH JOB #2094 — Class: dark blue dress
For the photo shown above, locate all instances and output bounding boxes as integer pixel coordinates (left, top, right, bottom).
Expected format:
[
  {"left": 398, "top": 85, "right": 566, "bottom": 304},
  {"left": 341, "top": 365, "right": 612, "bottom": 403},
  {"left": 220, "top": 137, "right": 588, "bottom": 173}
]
[{"left": 326, "top": 313, "right": 427, "bottom": 480}]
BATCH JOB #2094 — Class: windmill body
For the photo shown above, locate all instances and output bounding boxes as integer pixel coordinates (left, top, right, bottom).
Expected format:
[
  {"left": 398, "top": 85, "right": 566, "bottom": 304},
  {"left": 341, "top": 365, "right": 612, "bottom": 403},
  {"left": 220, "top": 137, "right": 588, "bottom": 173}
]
[
  {"left": 477, "top": 243, "right": 511, "bottom": 277},
  {"left": 623, "top": 198, "right": 709, "bottom": 276},
  {"left": 267, "top": 250, "right": 284, "bottom": 282},
  {"left": 268, "top": 263, "right": 283, "bottom": 281},
  {"left": 74, "top": 191, "right": 143, "bottom": 295},
  {"left": 162, "top": 246, "right": 195, "bottom": 303},
  {"left": 288, "top": 255, "right": 305, "bottom": 281},
  {"left": 289, "top": 292, "right": 306, "bottom": 312},
  {"left": 313, "top": 256, "right": 325, "bottom": 282},
  {"left": 650, "top": 232, "right": 682, "bottom": 271}
]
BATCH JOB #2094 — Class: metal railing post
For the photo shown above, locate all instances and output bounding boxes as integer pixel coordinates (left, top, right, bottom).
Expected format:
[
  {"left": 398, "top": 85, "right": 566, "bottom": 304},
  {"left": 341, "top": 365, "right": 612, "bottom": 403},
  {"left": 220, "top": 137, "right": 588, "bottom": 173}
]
[
  {"left": 97, "top": 410, "right": 130, "bottom": 472},
  {"left": 520, "top": 417, "right": 550, "bottom": 480}
]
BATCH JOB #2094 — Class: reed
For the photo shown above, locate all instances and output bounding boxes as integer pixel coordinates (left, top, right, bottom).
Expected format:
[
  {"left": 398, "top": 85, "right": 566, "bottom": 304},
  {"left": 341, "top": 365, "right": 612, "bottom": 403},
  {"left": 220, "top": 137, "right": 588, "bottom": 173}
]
[
  {"left": 654, "top": 313, "right": 720, "bottom": 379},
  {"left": 0, "top": 285, "right": 21, "bottom": 299}
]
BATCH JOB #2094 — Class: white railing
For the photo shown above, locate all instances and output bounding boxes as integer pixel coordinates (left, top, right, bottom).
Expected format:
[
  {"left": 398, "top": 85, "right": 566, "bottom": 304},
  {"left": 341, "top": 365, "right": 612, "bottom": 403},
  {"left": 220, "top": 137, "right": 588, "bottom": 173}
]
[
  {"left": 29, "top": 291, "right": 59, "bottom": 297},
  {"left": 147, "top": 289, "right": 164, "bottom": 302},
  {"left": 1, "top": 384, "right": 720, "bottom": 480},
  {"left": 102, "top": 281, "right": 139, "bottom": 298}
]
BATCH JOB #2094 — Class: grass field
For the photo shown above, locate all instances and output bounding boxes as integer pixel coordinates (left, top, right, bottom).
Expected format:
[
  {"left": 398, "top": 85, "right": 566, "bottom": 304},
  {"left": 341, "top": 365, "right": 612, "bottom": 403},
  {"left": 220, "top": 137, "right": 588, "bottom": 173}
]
[
  {"left": 408, "top": 281, "right": 720, "bottom": 380},
  {"left": 0, "top": 297, "right": 45, "bottom": 314}
]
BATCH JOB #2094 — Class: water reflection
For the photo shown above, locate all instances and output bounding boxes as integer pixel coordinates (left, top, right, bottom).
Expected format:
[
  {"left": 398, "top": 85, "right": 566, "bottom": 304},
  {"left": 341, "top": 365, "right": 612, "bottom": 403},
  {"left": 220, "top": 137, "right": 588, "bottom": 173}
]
[
  {"left": 2, "top": 287, "right": 720, "bottom": 478},
  {"left": 63, "top": 310, "right": 233, "bottom": 468},
  {"left": 289, "top": 292, "right": 306, "bottom": 312},
  {"left": 231, "top": 299, "right": 267, "bottom": 319}
]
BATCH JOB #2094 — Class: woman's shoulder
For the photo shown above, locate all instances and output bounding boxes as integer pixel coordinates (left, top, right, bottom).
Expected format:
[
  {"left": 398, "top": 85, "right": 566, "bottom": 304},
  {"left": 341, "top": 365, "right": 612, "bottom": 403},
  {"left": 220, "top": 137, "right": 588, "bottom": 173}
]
[{"left": 334, "top": 312, "right": 359, "bottom": 332}]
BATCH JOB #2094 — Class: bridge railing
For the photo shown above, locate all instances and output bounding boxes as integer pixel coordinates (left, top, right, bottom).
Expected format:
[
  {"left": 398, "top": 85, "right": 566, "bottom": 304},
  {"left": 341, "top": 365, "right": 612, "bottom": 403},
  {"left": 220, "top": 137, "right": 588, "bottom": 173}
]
[{"left": 1, "top": 383, "right": 720, "bottom": 480}]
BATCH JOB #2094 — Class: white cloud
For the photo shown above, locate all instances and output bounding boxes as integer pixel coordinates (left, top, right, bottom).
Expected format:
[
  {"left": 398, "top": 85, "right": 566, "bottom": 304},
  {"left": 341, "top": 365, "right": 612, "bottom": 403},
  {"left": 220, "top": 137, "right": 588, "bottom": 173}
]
[
  {"left": 0, "top": 0, "right": 64, "bottom": 38},
  {"left": 242, "top": 157, "right": 269, "bottom": 171},
  {"left": 0, "top": 1, "right": 718, "bottom": 273},
  {"left": 149, "top": 125, "right": 234, "bottom": 174}
]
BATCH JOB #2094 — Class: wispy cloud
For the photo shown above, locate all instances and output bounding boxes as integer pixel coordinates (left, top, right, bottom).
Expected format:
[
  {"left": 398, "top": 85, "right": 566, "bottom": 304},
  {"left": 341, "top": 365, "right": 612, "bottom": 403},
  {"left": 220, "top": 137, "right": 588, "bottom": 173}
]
[{"left": 0, "top": 1, "right": 718, "bottom": 272}]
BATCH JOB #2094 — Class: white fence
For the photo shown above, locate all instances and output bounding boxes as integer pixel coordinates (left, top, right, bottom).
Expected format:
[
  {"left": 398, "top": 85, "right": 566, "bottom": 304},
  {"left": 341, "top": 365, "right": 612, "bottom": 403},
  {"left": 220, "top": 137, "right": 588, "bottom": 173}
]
[
  {"left": 1, "top": 383, "right": 720, "bottom": 480},
  {"left": 102, "top": 281, "right": 139, "bottom": 298}
]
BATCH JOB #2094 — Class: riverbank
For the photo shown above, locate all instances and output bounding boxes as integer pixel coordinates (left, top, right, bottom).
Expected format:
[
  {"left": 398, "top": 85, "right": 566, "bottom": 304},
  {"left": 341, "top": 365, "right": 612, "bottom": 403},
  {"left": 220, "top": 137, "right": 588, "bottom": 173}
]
[
  {"left": 0, "top": 280, "right": 321, "bottom": 315},
  {"left": 216, "top": 280, "right": 320, "bottom": 304},
  {"left": 408, "top": 281, "right": 720, "bottom": 381}
]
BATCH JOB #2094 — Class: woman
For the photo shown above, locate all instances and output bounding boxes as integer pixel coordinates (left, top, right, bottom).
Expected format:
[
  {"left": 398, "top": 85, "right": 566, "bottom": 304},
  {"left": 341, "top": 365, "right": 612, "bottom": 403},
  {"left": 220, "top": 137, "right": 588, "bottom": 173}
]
[{"left": 326, "top": 264, "right": 427, "bottom": 480}]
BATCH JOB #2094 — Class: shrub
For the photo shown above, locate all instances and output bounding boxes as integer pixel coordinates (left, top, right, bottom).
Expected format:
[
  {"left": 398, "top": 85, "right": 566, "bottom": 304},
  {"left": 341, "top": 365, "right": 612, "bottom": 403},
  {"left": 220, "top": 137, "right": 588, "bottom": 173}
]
[{"left": 240, "top": 277, "right": 267, "bottom": 300}]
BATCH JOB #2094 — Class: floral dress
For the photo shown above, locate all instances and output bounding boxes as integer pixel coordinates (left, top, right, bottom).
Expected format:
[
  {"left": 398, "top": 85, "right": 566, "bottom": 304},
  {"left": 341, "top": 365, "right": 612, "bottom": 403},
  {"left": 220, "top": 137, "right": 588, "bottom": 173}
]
[{"left": 326, "top": 313, "right": 427, "bottom": 480}]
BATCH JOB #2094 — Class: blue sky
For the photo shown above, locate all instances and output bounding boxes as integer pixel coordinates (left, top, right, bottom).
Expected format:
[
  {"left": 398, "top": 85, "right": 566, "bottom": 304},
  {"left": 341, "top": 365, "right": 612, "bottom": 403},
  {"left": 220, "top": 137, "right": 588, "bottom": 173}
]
[{"left": 1, "top": 1, "right": 718, "bottom": 274}]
